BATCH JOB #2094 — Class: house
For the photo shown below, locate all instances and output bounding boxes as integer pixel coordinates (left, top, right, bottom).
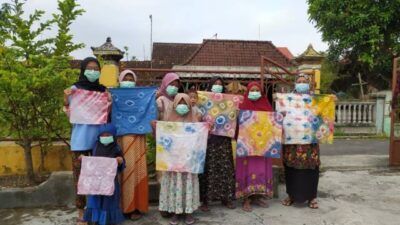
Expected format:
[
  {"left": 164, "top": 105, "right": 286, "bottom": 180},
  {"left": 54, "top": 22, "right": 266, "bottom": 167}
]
[{"left": 148, "top": 39, "right": 295, "bottom": 93}]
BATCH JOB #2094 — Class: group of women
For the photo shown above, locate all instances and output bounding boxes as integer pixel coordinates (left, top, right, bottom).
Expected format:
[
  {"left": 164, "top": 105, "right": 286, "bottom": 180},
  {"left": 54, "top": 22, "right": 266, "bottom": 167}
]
[{"left": 65, "top": 57, "right": 321, "bottom": 225}]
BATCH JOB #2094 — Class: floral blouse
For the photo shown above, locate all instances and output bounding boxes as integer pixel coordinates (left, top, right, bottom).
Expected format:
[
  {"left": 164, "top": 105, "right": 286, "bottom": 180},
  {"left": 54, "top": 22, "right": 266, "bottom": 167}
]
[{"left": 282, "top": 144, "right": 320, "bottom": 170}]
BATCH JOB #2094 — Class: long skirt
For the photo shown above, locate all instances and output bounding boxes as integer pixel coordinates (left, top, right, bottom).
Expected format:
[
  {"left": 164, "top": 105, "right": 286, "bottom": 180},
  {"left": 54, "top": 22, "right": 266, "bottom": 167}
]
[
  {"left": 159, "top": 172, "right": 200, "bottom": 214},
  {"left": 235, "top": 156, "right": 273, "bottom": 199},
  {"left": 119, "top": 135, "right": 149, "bottom": 214},
  {"left": 199, "top": 135, "right": 236, "bottom": 203},
  {"left": 284, "top": 165, "right": 319, "bottom": 203},
  {"left": 72, "top": 150, "right": 91, "bottom": 209},
  {"left": 84, "top": 180, "right": 125, "bottom": 225}
]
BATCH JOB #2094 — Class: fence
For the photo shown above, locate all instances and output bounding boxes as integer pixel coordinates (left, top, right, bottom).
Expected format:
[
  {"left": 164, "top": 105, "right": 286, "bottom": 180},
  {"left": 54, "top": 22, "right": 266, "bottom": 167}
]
[{"left": 335, "top": 101, "right": 376, "bottom": 126}]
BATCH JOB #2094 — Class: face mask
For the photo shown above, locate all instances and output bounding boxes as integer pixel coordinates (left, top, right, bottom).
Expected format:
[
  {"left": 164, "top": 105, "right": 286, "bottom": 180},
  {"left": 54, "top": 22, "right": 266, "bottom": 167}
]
[
  {"left": 211, "top": 84, "right": 223, "bottom": 93},
  {"left": 166, "top": 85, "right": 178, "bottom": 96},
  {"left": 120, "top": 81, "right": 136, "bottom": 88},
  {"left": 248, "top": 91, "right": 262, "bottom": 101},
  {"left": 295, "top": 83, "right": 310, "bottom": 93},
  {"left": 175, "top": 104, "right": 190, "bottom": 115},
  {"left": 84, "top": 70, "right": 100, "bottom": 82},
  {"left": 99, "top": 136, "right": 114, "bottom": 145}
]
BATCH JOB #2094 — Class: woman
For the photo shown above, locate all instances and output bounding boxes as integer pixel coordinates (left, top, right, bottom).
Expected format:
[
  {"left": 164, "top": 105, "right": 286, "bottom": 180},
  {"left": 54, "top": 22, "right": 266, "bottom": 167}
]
[
  {"left": 199, "top": 77, "right": 236, "bottom": 211},
  {"left": 63, "top": 57, "right": 109, "bottom": 225},
  {"left": 157, "top": 93, "right": 202, "bottom": 225},
  {"left": 118, "top": 70, "right": 149, "bottom": 220},
  {"left": 281, "top": 74, "right": 320, "bottom": 209},
  {"left": 236, "top": 82, "right": 274, "bottom": 212}
]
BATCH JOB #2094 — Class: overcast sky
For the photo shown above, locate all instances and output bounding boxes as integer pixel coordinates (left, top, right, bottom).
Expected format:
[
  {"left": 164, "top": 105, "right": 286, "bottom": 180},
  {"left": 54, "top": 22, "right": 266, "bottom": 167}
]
[{"left": 12, "top": 0, "right": 327, "bottom": 60}]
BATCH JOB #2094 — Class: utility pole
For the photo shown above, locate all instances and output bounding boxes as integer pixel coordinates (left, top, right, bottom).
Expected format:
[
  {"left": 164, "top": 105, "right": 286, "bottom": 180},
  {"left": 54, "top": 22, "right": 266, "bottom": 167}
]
[{"left": 149, "top": 14, "right": 153, "bottom": 68}]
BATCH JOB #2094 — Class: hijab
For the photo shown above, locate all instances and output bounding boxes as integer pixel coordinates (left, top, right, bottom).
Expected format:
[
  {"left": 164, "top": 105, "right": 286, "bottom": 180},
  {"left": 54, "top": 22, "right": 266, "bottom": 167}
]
[
  {"left": 119, "top": 69, "right": 137, "bottom": 83},
  {"left": 207, "top": 76, "right": 225, "bottom": 93},
  {"left": 159, "top": 72, "right": 180, "bottom": 100},
  {"left": 73, "top": 57, "right": 106, "bottom": 92},
  {"left": 93, "top": 123, "right": 122, "bottom": 158},
  {"left": 239, "top": 82, "right": 272, "bottom": 111},
  {"left": 165, "top": 93, "right": 198, "bottom": 122}
]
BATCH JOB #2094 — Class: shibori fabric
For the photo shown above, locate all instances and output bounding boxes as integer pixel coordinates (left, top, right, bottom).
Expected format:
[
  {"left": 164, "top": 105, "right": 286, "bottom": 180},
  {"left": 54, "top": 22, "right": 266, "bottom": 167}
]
[
  {"left": 78, "top": 156, "right": 118, "bottom": 196},
  {"left": 69, "top": 89, "right": 110, "bottom": 124},
  {"left": 156, "top": 121, "right": 208, "bottom": 173},
  {"left": 110, "top": 87, "right": 157, "bottom": 136},
  {"left": 237, "top": 110, "right": 283, "bottom": 158},
  {"left": 275, "top": 93, "right": 336, "bottom": 144},
  {"left": 197, "top": 91, "right": 242, "bottom": 138}
]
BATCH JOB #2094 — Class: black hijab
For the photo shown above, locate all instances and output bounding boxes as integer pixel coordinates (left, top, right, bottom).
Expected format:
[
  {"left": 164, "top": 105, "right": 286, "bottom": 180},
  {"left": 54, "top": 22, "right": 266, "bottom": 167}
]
[
  {"left": 93, "top": 124, "right": 122, "bottom": 158},
  {"left": 73, "top": 57, "right": 106, "bottom": 92},
  {"left": 207, "top": 76, "right": 225, "bottom": 93}
]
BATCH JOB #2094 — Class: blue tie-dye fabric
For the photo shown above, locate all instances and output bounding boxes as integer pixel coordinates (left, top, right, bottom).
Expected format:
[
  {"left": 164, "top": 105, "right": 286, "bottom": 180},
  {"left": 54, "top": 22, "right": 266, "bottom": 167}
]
[{"left": 110, "top": 87, "right": 157, "bottom": 136}]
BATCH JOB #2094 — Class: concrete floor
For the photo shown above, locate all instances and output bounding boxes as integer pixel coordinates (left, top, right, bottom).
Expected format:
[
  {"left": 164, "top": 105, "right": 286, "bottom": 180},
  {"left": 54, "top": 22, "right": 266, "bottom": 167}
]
[{"left": 1, "top": 168, "right": 399, "bottom": 225}]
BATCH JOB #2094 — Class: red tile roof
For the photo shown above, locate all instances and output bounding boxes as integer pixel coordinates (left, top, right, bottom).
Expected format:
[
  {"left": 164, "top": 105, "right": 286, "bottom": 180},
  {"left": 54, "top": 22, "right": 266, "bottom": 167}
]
[
  {"left": 120, "top": 60, "right": 151, "bottom": 69},
  {"left": 152, "top": 42, "right": 200, "bottom": 68},
  {"left": 277, "top": 47, "right": 294, "bottom": 61},
  {"left": 183, "top": 39, "right": 294, "bottom": 67}
]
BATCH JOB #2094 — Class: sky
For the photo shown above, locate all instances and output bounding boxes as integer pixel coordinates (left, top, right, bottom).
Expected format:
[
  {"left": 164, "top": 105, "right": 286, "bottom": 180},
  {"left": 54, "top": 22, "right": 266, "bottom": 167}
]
[{"left": 9, "top": 0, "right": 328, "bottom": 60}]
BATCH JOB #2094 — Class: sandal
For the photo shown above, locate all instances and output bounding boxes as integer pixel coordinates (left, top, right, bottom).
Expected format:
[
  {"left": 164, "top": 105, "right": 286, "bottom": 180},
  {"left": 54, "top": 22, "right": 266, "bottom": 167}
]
[
  {"left": 185, "top": 214, "right": 196, "bottom": 225},
  {"left": 222, "top": 200, "right": 236, "bottom": 209},
  {"left": 170, "top": 214, "right": 179, "bottom": 225},
  {"left": 160, "top": 211, "right": 173, "bottom": 218},
  {"left": 281, "top": 197, "right": 294, "bottom": 207},
  {"left": 130, "top": 211, "right": 143, "bottom": 220},
  {"left": 242, "top": 199, "right": 252, "bottom": 212},
  {"left": 308, "top": 199, "right": 319, "bottom": 209}
]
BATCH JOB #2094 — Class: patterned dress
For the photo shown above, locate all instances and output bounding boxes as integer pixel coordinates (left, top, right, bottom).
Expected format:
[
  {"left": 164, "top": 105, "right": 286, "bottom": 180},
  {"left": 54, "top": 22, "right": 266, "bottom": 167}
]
[
  {"left": 235, "top": 157, "right": 273, "bottom": 199},
  {"left": 282, "top": 144, "right": 320, "bottom": 203},
  {"left": 119, "top": 135, "right": 149, "bottom": 214},
  {"left": 159, "top": 172, "right": 200, "bottom": 214},
  {"left": 199, "top": 135, "right": 236, "bottom": 203}
]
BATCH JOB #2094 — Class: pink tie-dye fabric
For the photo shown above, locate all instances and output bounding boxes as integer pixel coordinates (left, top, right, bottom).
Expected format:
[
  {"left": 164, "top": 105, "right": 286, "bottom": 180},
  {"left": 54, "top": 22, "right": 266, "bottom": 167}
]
[
  {"left": 77, "top": 156, "right": 118, "bottom": 196},
  {"left": 69, "top": 89, "right": 110, "bottom": 124}
]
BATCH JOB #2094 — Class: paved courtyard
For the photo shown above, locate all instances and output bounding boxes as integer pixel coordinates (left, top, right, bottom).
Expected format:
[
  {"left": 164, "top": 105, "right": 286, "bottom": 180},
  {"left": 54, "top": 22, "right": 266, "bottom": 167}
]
[{"left": 0, "top": 139, "right": 397, "bottom": 225}]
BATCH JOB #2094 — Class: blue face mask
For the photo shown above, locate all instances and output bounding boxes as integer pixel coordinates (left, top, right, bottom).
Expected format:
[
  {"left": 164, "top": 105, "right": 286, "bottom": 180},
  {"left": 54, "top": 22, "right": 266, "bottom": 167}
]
[
  {"left": 99, "top": 136, "right": 114, "bottom": 145},
  {"left": 175, "top": 104, "right": 190, "bottom": 115},
  {"left": 120, "top": 81, "right": 136, "bottom": 88},
  {"left": 248, "top": 91, "right": 262, "bottom": 101},
  {"left": 211, "top": 84, "right": 223, "bottom": 93},
  {"left": 166, "top": 85, "right": 178, "bottom": 96},
  {"left": 295, "top": 83, "right": 310, "bottom": 93},
  {"left": 84, "top": 70, "right": 100, "bottom": 82}
]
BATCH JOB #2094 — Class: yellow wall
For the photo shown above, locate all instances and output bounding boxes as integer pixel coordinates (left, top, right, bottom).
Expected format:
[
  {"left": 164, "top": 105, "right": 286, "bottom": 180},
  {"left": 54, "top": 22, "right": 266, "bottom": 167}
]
[
  {"left": 99, "top": 64, "right": 119, "bottom": 87},
  {"left": 0, "top": 142, "right": 72, "bottom": 176}
]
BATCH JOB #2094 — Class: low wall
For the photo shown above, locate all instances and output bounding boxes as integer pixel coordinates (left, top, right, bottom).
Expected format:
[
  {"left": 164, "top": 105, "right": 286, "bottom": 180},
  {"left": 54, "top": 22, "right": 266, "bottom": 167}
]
[
  {"left": 0, "top": 171, "right": 74, "bottom": 208},
  {"left": 0, "top": 142, "right": 72, "bottom": 176}
]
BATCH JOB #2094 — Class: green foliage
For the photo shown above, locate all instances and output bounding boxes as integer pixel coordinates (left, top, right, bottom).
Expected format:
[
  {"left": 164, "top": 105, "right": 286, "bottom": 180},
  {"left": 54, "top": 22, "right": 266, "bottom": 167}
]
[
  {"left": 53, "top": 0, "right": 85, "bottom": 56},
  {"left": 146, "top": 134, "right": 156, "bottom": 179},
  {"left": 0, "top": 0, "right": 84, "bottom": 181},
  {"left": 320, "top": 59, "right": 339, "bottom": 93},
  {"left": 308, "top": 0, "right": 400, "bottom": 89}
]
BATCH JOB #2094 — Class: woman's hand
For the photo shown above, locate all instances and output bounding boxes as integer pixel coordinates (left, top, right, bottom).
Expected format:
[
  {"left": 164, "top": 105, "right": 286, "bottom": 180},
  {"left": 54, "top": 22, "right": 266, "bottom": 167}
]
[
  {"left": 106, "top": 91, "right": 112, "bottom": 102},
  {"left": 64, "top": 88, "right": 73, "bottom": 97},
  {"left": 116, "top": 157, "right": 124, "bottom": 165}
]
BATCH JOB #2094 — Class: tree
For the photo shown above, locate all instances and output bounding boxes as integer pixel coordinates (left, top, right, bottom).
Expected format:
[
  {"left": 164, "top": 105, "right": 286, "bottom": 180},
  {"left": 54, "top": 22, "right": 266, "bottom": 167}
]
[
  {"left": 308, "top": 0, "right": 400, "bottom": 90},
  {"left": 0, "top": 0, "right": 84, "bottom": 184},
  {"left": 320, "top": 59, "right": 339, "bottom": 94},
  {"left": 123, "top": 46, "right": 129, "bottom": 61}
]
